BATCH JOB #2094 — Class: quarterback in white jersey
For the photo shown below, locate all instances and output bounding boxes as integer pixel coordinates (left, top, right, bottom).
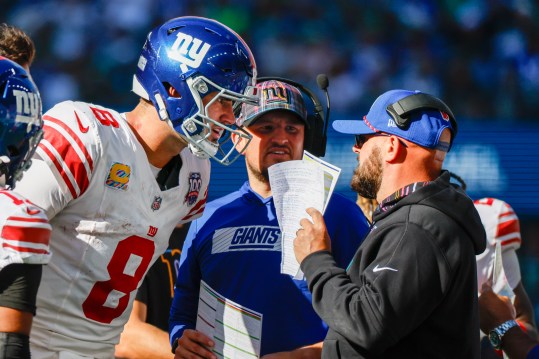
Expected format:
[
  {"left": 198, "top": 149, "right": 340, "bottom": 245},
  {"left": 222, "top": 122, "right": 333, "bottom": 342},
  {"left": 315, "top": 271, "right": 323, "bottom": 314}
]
[
  {"left": 15, "top": 17, "right": 258, "bottom": 358},
  {"left": 17, "top": 101, "right": 211, "bottom": 356},
  {"left": 475, "top": 197, "right": 537, "bottom": 336},
  {"left": 0, "top": 57, "right": 51, "bottom": 358}
]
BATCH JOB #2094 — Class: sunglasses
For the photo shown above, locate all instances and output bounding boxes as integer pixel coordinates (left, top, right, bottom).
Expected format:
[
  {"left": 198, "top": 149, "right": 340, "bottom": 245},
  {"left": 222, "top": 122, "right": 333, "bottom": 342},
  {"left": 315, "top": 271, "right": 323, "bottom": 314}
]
[{"left": 354, "top": 132, "right": 408, "bottom": 149}]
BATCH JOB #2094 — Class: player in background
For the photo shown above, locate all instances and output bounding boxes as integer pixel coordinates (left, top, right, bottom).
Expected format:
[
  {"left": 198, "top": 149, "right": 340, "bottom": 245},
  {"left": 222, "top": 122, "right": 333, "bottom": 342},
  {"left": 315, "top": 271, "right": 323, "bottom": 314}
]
[
  {"left": 449, "top": 173, "right": 538, "bottom": 357},
  {"left": 475, "top": 199, "right": 537, "bottom": 335},
  {"left": 15, "top": 16, "right": 259, "bottom": 358},
  {"left": 0, "top": 57, "right": 51, "bottom": 359},
  {"left": 448, "top": 173, "right": 537, "bottom": 341},
  {"left": 0, "top": 23, "right": 35, "bottom": 73},
  {"left": 115, "top": 224, "right": 189, "bottom": 359},
  {"left": 169, "top": 79, "right": 370, "bottom": 358}
]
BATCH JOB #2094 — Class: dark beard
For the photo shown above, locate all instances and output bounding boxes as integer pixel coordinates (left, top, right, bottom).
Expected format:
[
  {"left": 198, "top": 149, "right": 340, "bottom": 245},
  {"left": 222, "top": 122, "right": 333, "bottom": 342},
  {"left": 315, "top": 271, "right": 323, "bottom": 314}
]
[
  {"left": 350, "top": 146, "right": 383, "bottom": 200},
  {"left": 247, "top": 160, "right": 269, "bottom": 184}
]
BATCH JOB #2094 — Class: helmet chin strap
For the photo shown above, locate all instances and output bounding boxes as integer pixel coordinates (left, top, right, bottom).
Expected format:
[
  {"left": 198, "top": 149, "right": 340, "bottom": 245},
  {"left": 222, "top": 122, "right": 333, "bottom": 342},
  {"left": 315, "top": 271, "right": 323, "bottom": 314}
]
[
  {"left": 154, "top": 93, "right": 169, "bottom": 121},
  {"left": 188, "top": 134, "right": 218, "bottom": 159}
]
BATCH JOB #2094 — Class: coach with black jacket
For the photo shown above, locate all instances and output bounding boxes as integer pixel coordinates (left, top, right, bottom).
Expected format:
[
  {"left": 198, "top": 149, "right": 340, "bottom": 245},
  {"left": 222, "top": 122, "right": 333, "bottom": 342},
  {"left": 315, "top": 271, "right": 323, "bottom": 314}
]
[{"left": 293, "top": 89, "right": 487, "bottom": 358}]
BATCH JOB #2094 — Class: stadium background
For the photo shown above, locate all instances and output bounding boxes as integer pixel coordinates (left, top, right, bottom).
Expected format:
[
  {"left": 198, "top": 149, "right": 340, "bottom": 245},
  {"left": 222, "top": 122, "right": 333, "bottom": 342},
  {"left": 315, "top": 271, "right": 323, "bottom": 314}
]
[{"left": 3, "top": 0, "right": 539, "bottom": 352}]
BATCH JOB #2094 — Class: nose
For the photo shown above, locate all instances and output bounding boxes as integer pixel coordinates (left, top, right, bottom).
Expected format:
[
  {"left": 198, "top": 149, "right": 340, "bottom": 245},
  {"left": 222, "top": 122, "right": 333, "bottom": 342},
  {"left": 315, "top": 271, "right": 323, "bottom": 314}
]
[
  {"left": 270, "top": 126, "right": 291, "bottom": 145},
  {"left": 219, "top": 102, "right": 235, "bottom": 126}
]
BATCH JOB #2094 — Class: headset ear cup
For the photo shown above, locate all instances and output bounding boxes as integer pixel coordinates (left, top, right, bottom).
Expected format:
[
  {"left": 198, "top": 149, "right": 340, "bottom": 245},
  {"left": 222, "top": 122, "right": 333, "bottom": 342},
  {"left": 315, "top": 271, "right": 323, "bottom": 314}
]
[
  {"left": 303, "top": 114, "right": 315, "bottom": 155},
  {"left": 304, "top": 113, "right": 325, "bottom": 157}
]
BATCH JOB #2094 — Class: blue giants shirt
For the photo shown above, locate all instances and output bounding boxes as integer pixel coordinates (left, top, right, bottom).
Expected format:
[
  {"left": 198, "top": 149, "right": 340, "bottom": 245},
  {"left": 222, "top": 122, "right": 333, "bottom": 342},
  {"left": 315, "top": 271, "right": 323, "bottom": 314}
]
[{"left": 169, "top": 181, "right": 369, "bottom": 355}]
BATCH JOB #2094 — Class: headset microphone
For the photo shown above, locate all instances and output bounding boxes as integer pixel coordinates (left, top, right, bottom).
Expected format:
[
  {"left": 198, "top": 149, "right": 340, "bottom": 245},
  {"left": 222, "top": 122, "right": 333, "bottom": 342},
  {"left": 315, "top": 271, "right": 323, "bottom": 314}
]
[{"left": 316, "top": 74, "right": 330, "bottom": 157}]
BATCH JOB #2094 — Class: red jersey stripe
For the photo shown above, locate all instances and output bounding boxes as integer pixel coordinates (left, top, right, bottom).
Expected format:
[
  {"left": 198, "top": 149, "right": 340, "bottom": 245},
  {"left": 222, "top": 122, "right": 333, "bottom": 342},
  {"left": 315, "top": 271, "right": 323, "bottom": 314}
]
[
  {"left": 499, "top": 210, "right": 516, "bottom": 219},
  {"left": 43, "top": 123, "right": 90, "bottom": 197},
  {"left": 181, "top": 206, "right": 205, "bottom": 221},
  {"left": 501, "top": 237, "right": 521, "bottom": 247},
  {"left": 189, "top": 197, "right": 207, "bottom": 213},
  {"left": 185, "top": 188, "right": 208, "bottom": 216},
  {"left": 474, "top": 198, "right": 495, "bottom": 206},
  {"left": 2, "top": 225, "right": 51, "bottom": 245},
  {"left": 38, "top": 142, "right": 78, "bottom": 198},
  {"left": 43, "top": 114, "right": 94, "bottom": 197},
  {"left": 44, "top": 115, "right": 94, "bottom": 170},
  {"left": 2, "top": 242, "right": 49, "bottom": 254},
  {"left": 496, "top": 219, "right": 520, "bottom": 239},
  {"left": 0, "top": 191, "right": 25, "bottom": 205}
]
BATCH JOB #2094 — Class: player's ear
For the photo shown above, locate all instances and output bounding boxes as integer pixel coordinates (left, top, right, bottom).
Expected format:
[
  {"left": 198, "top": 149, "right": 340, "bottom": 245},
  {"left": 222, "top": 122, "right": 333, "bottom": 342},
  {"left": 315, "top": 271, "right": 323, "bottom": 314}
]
[{"left": 166, "top": 84, "right": 181, "bottom": 98}]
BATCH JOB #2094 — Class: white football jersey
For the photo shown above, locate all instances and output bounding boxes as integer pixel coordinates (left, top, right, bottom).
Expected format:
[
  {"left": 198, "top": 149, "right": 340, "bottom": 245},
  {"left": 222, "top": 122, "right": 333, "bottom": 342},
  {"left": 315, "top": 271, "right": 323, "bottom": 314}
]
[
  {"left": 475, "top": 197, "right": 522, "bottom": 292},
  {"left": 16, "top": 101, "right": 210, "bottom": 357},
  {"left": 0, "top": 190, "right": 51, "bottom": 270}
]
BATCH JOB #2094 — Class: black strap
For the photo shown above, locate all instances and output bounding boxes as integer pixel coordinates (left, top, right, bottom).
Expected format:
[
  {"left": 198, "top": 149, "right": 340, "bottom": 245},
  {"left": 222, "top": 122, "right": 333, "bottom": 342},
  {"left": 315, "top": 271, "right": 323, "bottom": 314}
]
[{"left": 155, "top": 154, "right": 182, "bottom": 190}]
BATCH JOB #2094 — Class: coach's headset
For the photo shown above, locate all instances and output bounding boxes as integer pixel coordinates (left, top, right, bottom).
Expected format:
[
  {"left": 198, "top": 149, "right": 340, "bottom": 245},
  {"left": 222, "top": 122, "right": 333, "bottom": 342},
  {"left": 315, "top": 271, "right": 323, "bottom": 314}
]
[
  {"left": 386, "top": 92, "right": 458, "bottom": 147},
  {"left": 255, "top": 75, "right": 331, "bottom": 157}
]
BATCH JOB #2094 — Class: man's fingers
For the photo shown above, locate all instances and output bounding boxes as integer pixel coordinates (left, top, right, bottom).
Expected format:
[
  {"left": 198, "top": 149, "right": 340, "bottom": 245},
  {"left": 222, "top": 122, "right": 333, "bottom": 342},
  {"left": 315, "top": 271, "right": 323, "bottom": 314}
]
[
  {"left": 299, "top": 217, "right": 312, "bottom": 230},
  {"left": 306, "top": 207, "right": 323, "bottom": 220},
  {"left": 176, "top": 344, "right": 216, "bottom": 359},
  {"left": 176, "top": 330, "right": 216, "bottom": 359},
  {"left": 481, "top": 282, "right": 493, "bottom": 293},
  {"left": 182, "top": 329, "right": 214, "bottom": 347}
]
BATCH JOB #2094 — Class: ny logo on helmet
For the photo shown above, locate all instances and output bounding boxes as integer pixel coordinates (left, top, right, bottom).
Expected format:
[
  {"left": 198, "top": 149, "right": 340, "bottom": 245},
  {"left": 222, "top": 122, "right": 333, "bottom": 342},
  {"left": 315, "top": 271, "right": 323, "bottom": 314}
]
[
  {"left": 169, "top": 32, "right": 211, "bottom": 70},
  {"left": 13, "top": 89, "right": 40, "bottom": 127}
]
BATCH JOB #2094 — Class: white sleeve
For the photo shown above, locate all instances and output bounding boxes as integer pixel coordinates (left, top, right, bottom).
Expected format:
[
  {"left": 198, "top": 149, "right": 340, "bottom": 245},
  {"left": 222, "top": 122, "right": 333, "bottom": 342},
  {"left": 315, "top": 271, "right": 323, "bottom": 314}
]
[
  {"left": 16, "top": 100, "right": 101, "bottom": 220},
  {"left": 501, "top": 248, "right": 521, "bottom": 290},
  {"left": 16, "top": 158, "right": 69, "bottom": 220}
]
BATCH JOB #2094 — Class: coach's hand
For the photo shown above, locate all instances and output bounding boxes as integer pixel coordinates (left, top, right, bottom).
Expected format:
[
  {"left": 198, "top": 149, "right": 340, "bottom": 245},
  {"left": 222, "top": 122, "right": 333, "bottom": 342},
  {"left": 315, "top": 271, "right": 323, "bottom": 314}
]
[
  {"left": 293, "top": 207, "right": 331, "bottom": 264},
  {"left": 174, "top": 329, "right": 216, "bottom": 359}
]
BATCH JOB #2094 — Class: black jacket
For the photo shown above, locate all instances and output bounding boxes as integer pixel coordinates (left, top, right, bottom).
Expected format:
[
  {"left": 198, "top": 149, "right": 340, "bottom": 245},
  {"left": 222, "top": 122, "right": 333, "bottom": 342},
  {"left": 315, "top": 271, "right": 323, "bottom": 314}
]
[{"left": 301, "top": 171, "right": 487, "bottom": 358}]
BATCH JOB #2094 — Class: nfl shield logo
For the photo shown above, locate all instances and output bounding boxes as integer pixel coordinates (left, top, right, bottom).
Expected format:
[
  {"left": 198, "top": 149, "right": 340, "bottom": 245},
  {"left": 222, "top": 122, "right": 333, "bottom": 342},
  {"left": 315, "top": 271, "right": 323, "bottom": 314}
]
[{"left": 151, "top": 196, "right": 162, "bottom": 211}]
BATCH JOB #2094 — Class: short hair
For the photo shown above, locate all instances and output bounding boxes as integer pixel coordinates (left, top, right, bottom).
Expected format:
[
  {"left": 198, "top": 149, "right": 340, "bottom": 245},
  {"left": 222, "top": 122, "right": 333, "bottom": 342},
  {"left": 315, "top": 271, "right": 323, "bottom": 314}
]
[{"left": 0, "top": 23, "right": 36, "bottom": 67}]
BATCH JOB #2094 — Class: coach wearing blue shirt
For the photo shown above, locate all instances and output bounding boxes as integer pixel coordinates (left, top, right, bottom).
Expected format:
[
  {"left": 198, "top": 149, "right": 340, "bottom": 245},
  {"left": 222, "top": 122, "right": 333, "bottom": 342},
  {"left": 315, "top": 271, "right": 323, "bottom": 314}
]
[{"left": 169, "top": 79, "right": 370, "bottom": 358}]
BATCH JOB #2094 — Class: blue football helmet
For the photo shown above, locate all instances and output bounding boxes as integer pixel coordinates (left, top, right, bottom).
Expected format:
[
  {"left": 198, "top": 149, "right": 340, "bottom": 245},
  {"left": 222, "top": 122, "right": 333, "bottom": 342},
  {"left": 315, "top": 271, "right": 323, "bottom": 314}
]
[
  {"left": 0, "top": 57, "right": 43, "bottom": 189},
  {"left": 132, "top": 16, "right": 259, "bottom": 165}
]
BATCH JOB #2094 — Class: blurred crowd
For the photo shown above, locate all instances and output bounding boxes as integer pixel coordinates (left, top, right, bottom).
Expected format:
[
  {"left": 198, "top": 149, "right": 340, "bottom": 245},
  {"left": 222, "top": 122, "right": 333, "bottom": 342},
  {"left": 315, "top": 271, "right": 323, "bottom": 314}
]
[{"left": 2, "top": 0, "right": 539, "bottom": 121}]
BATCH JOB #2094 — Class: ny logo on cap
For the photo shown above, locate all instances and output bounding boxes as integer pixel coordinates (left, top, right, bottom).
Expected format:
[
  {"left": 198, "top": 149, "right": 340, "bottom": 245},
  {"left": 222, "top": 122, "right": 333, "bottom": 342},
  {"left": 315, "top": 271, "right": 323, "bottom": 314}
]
[{"left": 263, "top": 85, "right": 290, "bottom": 105}]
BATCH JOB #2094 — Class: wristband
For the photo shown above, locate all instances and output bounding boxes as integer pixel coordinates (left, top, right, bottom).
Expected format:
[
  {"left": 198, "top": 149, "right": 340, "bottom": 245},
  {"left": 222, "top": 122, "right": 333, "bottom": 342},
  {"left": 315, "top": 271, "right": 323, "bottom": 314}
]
[{"left": 171, "top": 337, "right": 179, "bottom": 354}]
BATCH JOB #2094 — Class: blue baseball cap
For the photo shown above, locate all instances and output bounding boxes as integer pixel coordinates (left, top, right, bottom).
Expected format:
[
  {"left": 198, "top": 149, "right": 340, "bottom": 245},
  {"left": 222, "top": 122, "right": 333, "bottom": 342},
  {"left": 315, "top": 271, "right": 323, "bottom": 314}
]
[{"left": 333, "top": 89, "right": 456, "bottom": 151}]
